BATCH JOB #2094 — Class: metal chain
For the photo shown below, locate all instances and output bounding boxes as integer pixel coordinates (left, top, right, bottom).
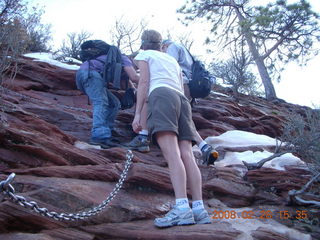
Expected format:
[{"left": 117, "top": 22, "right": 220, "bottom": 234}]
[
  {"left": 0, "top": 86, "right": 92, "bottom": 113},
  {"left": 0, "top": 150, "right": 134, "bottom": 221},
  {"left": 1, "top": 88, "right": 134, "bottom": 220}
]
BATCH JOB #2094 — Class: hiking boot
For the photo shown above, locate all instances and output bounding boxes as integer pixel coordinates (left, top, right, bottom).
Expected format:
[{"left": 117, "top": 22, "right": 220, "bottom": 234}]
[
  {"left": 89, "top": 138, "right": 121, "bottom": 149},
  {"left": 154, "top": 206, "right": 196, "bottom": 228},
  {"left": 193, "top": 208, "right": 212, "bottom": 224},
  {"left": 125, "top": 134, "right": 150, "bottom": 153},
  {"left": 201, "top": 144, "right": 219, "bottom": 165}
]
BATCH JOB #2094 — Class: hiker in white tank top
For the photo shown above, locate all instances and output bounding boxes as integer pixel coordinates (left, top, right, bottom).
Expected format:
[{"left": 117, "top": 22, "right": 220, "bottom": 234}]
[{"left": 134, "top": 49, "right": 184, "bottom": 96}]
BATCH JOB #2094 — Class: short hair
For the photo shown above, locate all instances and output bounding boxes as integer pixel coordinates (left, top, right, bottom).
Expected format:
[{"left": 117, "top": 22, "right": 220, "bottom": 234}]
[{"left": 141, "top": 30, "right": 162, "bottom": 51}]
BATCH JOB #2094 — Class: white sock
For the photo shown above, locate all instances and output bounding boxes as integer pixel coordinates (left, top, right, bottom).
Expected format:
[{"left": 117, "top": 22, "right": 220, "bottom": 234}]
[
  {"left": 139, "top": 129, "right": 148, "bottom": 136},
  {"left": 199, "top": 140, "right": 207, "bottom": 150},
  {"left": 192, "top": 200, "right": 204, "bottom": 210},
  {"left": 175, "top": 198, "right": 190, "bottom": 210}
]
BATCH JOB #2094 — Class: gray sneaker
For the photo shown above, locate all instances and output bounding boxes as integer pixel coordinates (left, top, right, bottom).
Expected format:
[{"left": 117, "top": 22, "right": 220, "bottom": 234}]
[
  {"left": 125, "top": 134, "right": 150, "bottom": 152},
  {"left": 154, "top": 207, "right": 196, "bottom": 228},
  {"left": 193, "top": 208, "right": 212, "bottom": 224},
  {"left": 201, "top": 144, "right": 219, "bottom": 165}
]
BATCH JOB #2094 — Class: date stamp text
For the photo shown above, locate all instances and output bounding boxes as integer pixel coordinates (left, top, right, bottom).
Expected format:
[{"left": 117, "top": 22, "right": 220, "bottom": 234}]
[{"left": 211, "top": 210, "right": 309, "bottom": 220}]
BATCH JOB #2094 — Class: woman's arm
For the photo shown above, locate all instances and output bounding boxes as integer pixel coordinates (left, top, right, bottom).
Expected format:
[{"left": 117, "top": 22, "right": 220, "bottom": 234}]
[
  {"left": 132, "top": 60, "right": 150, "bottom": 133},
  {"left": 123, "top": 66, "right": 140, "bottom": 84}
]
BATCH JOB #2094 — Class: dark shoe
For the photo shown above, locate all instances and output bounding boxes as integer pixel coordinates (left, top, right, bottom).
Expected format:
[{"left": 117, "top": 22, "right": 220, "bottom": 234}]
[
  {"left": 89, "top": 138, "right": 121, "bottom": 149},
  {"left": 125, "top": 134, "right": 150, "bottom": 152},
  {"left": 201, "top": 144, "right": 218, "bottom": 165}
]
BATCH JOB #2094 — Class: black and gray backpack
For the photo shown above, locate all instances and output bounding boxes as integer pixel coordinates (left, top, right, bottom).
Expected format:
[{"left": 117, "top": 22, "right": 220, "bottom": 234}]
[
  {"left": 184, "top": 48, "right": 215, "bottom": 99},
  {"left": 79, "top": 40, "right": 122, "bottom": 89},
  {"left": 79, "top": 40, "right": 135, "bottom": 109},
  {"left": 79, "top": 40, "right": 110, "bottom": 62}
]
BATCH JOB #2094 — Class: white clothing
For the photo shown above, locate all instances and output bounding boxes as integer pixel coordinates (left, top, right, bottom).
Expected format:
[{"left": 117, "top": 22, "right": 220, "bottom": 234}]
[{"left": 134, "top": 50, "right": 184, "bottom": 96}]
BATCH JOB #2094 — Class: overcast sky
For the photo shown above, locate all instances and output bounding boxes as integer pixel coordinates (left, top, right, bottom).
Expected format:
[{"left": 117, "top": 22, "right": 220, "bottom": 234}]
[{"left": 30, "top": 0, "right": 320, "bottom": 108}]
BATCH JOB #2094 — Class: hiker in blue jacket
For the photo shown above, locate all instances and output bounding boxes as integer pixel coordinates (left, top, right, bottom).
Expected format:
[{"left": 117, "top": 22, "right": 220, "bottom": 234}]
[{"left": 76, "top": 53, "right": 139, "bottom": 148}]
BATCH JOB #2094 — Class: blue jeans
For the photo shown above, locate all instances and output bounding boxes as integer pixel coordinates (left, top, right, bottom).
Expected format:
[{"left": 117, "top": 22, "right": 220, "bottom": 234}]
[{"left": 76, "top": 69, "right": 120, "bottom": 141}]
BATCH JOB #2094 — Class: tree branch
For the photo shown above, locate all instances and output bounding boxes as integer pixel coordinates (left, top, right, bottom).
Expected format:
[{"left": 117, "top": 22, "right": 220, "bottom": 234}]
[
  {"left": 288, "top": 172, "right": 320, "bottom": 207},
  {"left": 243, "top": 150, "right": 293, "bottom": 170},
  {"left": 294, "top": 196, "right": 320, "bottom": 207},
  {"left": 289, "top": 172, "right": 320, "bottom": 196},
  {"left": 261, "top": 31, "right": 293, "bottom": 59}
]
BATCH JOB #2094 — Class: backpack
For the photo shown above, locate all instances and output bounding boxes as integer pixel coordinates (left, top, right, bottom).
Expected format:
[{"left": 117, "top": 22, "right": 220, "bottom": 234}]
[
  {"left": 79, "top": 40, "right": 110, "bottom": 62},
  {"left": 80, "top": 40, "right": 122, "bottom": 89},
  {"left": 186, "top": 51, "right": 215, "bottom": 99},
  {"left": 79, "top": 40, "right": 135, "bottom": 109},
  {"left": 102, "top": 45, "right": 123, "bottom": 89}
]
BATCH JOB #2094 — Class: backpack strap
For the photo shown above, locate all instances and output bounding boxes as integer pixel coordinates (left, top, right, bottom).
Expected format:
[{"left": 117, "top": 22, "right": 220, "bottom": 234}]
[
  {"left": 87, "top": 60, "right": 92, "bottom": 79},
  {"left": 113, "top": 47, "right": 122, "bottom": 89},
  {"left": 104, "top": 46, "right": 122, "bottom": 89},
  {"left": 113, "top": 62, "right": 122, "bottom": 89},
  {"left": 178, "top": 46, "right": 194, "bottom": 83},
  {"left": 183, "top": 47, "right": 195, "bottom": 65},
  {"left": 182, "top": 47, "right": 197, "bottom": 104}
]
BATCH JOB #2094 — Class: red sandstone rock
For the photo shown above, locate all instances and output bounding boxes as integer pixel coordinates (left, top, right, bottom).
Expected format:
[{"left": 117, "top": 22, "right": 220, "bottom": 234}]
[{"left": 0, "top": 56, "right": 317, "bottom": 239}]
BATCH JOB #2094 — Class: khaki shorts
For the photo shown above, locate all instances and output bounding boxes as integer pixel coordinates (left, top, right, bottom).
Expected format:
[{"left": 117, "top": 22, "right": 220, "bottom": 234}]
[{"left": 147, "top": 87, "right": 197, "bottom": 145}]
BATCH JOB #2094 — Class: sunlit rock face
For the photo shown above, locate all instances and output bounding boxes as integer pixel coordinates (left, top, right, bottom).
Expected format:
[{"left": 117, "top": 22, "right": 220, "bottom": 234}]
[{"left": 0, "top": 55, "right": 318, "bottom": 240}]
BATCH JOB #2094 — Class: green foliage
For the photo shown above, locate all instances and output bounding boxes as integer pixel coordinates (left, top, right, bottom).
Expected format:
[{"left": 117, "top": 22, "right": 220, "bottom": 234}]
[
  {"left": 24, "top": 6, "right": 52, "bottom": 52},
  {"left": 178, "top": 0, "right": 320, "bottom": 100},
  {"left": 210, "top": 37, "right": 263, "bottom": 98},
  {"left": 211, "top": 60, "right": 262, "bottom": 97},
  {"left": 280, "top": 107, "right": 320, "bottom": 207},
  {"left": 1, "top": 1, "right": 28, "bottom": 84},
  {"left": 251, "top": 0, "right": 319, "bottom": 60},
  {"left": 281, "top": 109, "right": 320, "bottom": 167},
  {"left": 0, "top": 0, "right": 52, "bottom": 84}
]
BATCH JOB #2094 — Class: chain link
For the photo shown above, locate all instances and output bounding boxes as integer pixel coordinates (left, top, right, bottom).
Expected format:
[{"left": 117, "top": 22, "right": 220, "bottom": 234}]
[
  {"left": 0, "top": 150, "right": 134, "bottom": 221},
  {"left": 0, "top": 86, "right": 92, "bottom": 113}
]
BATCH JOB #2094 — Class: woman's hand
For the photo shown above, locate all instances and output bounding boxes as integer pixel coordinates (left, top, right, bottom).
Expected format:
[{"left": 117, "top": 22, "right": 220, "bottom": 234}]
[{"left": 132, "top": 114, "right": 142, "bottom": 133}]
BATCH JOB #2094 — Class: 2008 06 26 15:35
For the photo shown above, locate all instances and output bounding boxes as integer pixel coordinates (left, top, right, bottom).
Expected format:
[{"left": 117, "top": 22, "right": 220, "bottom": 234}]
[{"left": 211, "top": 210, "right": 309, "bottom": 220}]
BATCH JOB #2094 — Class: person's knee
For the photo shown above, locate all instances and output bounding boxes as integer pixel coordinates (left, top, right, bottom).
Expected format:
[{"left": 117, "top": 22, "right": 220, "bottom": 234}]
[
  {"left": 179, "top": 141, "right": 193, "bottom": 161},
  {"left": 156, "top": 132, "right": 178, "bottom": 154},
  {"left": 156, "top": 131, "right": 175, "bottom": 139},
  {"left": 180, "top": 148, "right": 193, "bottom": 162}
]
